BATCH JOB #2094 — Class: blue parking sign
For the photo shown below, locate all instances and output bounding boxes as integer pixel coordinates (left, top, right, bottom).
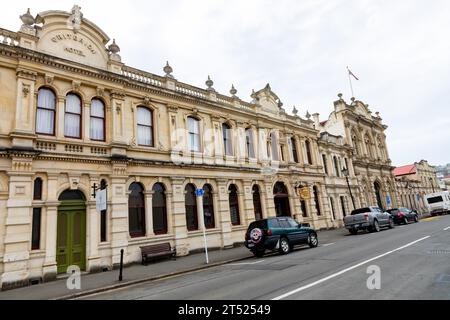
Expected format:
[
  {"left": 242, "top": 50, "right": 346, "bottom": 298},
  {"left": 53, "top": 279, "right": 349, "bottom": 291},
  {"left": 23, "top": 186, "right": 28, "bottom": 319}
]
[
  {"left": 386, "top": 196, "right": 391, "bottom": 205},
  {"left": 196, "top": 188, "right": 204, "bottom": 197}
]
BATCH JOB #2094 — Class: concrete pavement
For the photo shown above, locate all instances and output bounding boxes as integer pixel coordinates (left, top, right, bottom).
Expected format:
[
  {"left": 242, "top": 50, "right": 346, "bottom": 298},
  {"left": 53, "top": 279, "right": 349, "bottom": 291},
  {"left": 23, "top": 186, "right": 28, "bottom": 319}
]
[{"left": 80, "top": 215, "right": 450, "bottom": 300}]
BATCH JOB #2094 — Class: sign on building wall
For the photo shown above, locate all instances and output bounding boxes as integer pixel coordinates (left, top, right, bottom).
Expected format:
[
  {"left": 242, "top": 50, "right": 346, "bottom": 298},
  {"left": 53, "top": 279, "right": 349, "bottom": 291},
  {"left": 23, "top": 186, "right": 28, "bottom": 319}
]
[
  {"left": 298, "top": 187, "right": 311, "bottom": 200},
  {"left": 96, "top": 189, "right": 107, "bottom": 213},
  {"left": 386, "top": 195, "right": 391, "bottom": 205}
]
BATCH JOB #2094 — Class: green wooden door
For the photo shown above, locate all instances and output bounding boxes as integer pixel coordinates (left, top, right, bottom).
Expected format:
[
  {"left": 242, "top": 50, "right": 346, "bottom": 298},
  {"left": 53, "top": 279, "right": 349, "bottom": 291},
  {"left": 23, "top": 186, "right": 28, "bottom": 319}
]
[{"left": 57, "top": 201, "right": 86, "bottom": 274}]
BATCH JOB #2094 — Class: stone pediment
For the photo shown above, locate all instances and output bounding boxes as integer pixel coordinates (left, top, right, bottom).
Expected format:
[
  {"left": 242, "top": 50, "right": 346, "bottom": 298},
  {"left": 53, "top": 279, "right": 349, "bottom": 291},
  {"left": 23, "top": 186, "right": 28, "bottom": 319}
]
[
  {"left": 254, "top": 84, "right": 282, "bottom": 114},
  {"left": 34, "top": 6, "right": 111, "bottom": 69},
  {"left": 352, "top": 100, "right": 372, "bottom": 119}
]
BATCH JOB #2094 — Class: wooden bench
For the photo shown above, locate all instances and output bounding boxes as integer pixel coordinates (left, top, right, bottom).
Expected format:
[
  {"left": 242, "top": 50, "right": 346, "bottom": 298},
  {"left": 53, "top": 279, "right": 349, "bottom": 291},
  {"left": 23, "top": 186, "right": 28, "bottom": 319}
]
[{"left": 140, "top": 243, "right": 176, "bottom": 265}]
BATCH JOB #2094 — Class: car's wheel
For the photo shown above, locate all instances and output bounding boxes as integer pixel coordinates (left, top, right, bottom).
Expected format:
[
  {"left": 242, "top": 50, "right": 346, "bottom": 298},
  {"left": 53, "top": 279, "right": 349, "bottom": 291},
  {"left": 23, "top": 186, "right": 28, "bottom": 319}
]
[
  {"left": 349, "top": 229, "right": 358, "bottom": 235},
  {"left": 253, "top": 249, "right": 265, "bottom": 258},
  {"left": 414, "top": 215, "right": 419, "bottom": 223},
  {"left": 372, "top": 220, "right": 380, "bottom": 232},
  {"left": 279, "top": 237, "right": 290, "bottom": 255},
  {"left": 388, "top": 218, "right": 395, "bottom": 229},
  {"left": 403, "top": 217, "right": 409, "bottom": 225},
  {"left": 308, "top": 232, "right": 319, "bottom": 248}
]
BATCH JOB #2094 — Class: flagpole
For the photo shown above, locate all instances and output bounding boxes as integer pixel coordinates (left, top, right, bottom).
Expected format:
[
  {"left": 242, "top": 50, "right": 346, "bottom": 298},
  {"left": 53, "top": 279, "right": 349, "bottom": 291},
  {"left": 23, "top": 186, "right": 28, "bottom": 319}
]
[{"left": 347, "top": 66, "right": 355, "bottom": 98}]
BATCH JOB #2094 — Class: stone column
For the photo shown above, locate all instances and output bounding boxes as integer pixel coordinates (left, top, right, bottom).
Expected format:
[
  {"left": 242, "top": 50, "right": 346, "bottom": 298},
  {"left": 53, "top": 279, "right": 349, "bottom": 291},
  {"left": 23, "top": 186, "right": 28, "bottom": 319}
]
[
  {"left": 243, "top": 181, "right": 255, "bottom": 225},
  {"left": 171, "top": 177, "right": 189, "bottom": 256},
  {"left": 83, "top": 101, "right": 91, "bottom": 142},
  {"left": 42, "top": 174, "right": 59, "bottom": 282},
  {"left": 144, "top": 191, "right": 155, "bottom": 237},
  {"left": 263, "top": 179, "right": 276, "bottom": 218},
  {"left": 165, "top": 191, "right": 174, "bottom": 235},
  {"left": 86, "top": 200, "right": 101, "bottom": 273},
  {"left": 110, "top": 162, "right": 129, "bottom": 267},
  {"left": 217, "top": 179, "right": 232, "bottom": 248},
  {"left": 11, "top": 69, "right": 37, "bottom": 149},
  {"left": 56, "top": 96, "right": 65, "bottom": 140},
  {"left": 1, "top": 157, "right": 34, "bottom": 290}
]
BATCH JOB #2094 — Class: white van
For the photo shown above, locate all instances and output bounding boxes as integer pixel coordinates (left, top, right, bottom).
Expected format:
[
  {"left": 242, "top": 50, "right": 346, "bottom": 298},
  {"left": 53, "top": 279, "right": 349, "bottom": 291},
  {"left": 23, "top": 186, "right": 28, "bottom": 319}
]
[{"left": 425, "top": 191, "right": 450, "bottom": 216}]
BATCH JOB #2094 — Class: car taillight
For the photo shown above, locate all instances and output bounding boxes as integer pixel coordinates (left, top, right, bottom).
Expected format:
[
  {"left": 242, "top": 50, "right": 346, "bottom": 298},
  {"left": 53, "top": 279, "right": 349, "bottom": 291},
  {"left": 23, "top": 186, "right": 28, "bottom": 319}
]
[
  {"left": 398, "top": 213, "right": 404, "bottom": 218},
  {"left": 267, "top": 229, "right": 272, "bottom": 236},
  {"left": 364, "top": 213, "right": 369, "bottom": 221}
]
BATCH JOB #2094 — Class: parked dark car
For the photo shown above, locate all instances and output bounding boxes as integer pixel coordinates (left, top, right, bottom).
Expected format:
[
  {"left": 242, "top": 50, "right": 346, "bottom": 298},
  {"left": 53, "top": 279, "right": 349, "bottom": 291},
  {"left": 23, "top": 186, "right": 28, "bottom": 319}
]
[
  {"left": 244, "top": 217, "right": 318, "bottom": 257},
  {"left": 386, "top": 208, "right": 419, "bottom": 225}
]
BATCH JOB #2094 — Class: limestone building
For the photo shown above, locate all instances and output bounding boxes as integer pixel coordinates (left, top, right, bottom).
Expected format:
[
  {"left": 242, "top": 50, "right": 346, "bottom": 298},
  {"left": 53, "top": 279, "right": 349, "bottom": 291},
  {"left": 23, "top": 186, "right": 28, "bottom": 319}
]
[
  {"left": 393, "top": 160, "right": 440, "bottom": 212},
  {"left": 0, "top": 5, "right": 395, "bottom": 289}
]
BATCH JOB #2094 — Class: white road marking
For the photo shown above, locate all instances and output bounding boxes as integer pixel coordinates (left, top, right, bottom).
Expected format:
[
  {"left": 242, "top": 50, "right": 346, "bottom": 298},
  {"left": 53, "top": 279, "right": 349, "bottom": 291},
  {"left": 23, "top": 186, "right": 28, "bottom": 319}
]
[
  {"left": 444, "top": 226, "right": 450, "bottom": 231},
  {"left": 229, "top": 260, "right": 266, "bottom": 266},
  {"left": 321, "top": 243, "right": 335, "bottom": 247},
  {"left": 272, "top": 235, "right": 431, "bottom": 300}
]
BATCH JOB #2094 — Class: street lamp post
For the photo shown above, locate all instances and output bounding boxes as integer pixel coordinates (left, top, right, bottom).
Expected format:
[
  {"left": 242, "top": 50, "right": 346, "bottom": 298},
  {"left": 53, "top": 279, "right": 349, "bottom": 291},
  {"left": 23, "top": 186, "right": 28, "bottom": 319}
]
[{"left": 342, "top": 167, "right": 356, "bottom": 210}]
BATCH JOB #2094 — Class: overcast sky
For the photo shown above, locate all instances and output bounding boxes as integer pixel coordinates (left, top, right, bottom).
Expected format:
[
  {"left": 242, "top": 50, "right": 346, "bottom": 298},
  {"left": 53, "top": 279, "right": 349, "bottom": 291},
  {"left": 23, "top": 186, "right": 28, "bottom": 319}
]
[{"left": 2, "top": 1, "right": 449, "bottom": 167}]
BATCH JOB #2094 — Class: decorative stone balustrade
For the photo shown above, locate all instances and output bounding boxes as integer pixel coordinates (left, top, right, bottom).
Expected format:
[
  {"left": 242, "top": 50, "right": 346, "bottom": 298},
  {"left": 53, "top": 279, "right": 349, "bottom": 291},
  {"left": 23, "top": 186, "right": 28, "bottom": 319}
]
[
  {"left": 122, "top": 66, "right": 164, "bottom": 87},
  {"left": 0, "top": 28, "right": 19, "bottom": 46}
]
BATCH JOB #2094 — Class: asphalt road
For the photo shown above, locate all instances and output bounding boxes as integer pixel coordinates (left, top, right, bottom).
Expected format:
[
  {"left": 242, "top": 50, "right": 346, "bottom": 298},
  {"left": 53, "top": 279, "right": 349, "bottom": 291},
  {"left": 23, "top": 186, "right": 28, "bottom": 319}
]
[{"left": 81, "top": 215, "right": 450, "bottom": 300}]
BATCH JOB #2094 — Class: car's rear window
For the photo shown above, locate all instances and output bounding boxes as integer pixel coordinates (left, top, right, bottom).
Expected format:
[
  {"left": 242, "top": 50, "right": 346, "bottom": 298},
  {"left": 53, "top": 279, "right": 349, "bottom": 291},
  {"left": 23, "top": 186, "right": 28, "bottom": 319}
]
[
  {"left": 351, "top": 208, "right": 371, "bottom": 215},
  {"left": 387, "top": 209, "right": 399, "bottom": 214},
  {"left": 248, "top": 220, "right": 267, "bottom": 230},
  {"left": 268, "top": 219, "right": 281, "bottom": 228}
]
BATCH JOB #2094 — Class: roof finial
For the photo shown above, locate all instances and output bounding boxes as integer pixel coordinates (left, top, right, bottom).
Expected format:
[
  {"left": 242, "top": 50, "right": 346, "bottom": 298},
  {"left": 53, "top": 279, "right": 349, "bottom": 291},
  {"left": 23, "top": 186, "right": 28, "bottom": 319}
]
[
  {"left": 108, "top": 39, "right": 120, "bottom": 54},
  {"left": 164, "top": 61, "right": 174, "bottom": 78},
  {"left": 230, "top": 84, "right": 237, "bottom": 97},
  {"left": 20, "top": 8, "right": 35, "bottom": 26},
  {"left": 205, "top": 75, "right": 214, "bottom": 91},
  {"left": 306, "top": 110, "right": 311, "bottom": 119},
  {"left": 292, "top": 106, "right": 298, "bottom": 116}
]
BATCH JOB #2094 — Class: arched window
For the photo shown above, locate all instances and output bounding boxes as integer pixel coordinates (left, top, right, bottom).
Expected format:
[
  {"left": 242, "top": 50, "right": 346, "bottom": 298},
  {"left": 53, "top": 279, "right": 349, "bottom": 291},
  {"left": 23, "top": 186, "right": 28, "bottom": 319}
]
[
  {"left": 322, "top": 154, "right": 329, "bottom": 175},
  {"left": 229, "top": 185, "right": 240, "bottom": 225},
  {"left": 351, "top": 131, "right": 360, "bottom": 155},
  {"left": 137, "top": 107, "right": 154, "bottom": 146},
  {"left": 203, "top": 184, "right": 215, "bottom": 229},
  {"left": 305, "top": 140, "right": 312, "bottom": 165},
  {"left": 185, "top": 184, "right": 198, "bottom": 231},
  {"left": 273, "top": 182, "right": 291, "bottom": 217},
  {"left": 152, "top": 183, "right": 167, "bottom": 235},
  {"left": 100, "top": 179, "right": 107, "bottom": 242},
  {"left": 252, "top": 185, "right": 263, "bottom": 221},
  {"left": 222, "top": 123, "right": 233, "bottom": 156},
  {"left": 334, "top": 156, "right": 340, "bottom": 177},
  {"left": 36, "top": 88, "right": 56, "bottom": 135},
  {"left": 32, "top": 177, "right": 43, "bottom": 250},
  {"left": 329, "top": 197, "right": 336, "bottom": 220},
  {"left": 188, "top": 117, "right": 201, "bottom": 152},
  {"left": 90, "top": 99, "right": 105, "bottom": 141},
  {"left": 65, "top": 93, "right": 82, "bottom": 139},
  {"left": 33, "top": 178, "right": 43, "bottom": 200},
  {"left": 290, "top": 137, "right": 299, "bottom": 163},
  {"left": 245, "top": 128, "right": 255, "bottom": 159},
  {"left": 271, "top": 133, "right": 279, "bottom": 161},
  {"left": 128, "top": 183, "right": 146, "bottom": 238},
  {"left": 313, "top": 186, "right": 321, "bottom": 216}
]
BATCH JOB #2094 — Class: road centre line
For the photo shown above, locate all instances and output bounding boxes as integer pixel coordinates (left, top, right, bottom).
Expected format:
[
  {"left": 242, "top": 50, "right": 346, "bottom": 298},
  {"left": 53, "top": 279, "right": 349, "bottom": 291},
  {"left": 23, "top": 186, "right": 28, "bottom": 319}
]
[
  {"left": 228, "top": 260, "right": 266, "bottom": 266},
  {"left": 444, "top": 226, "right": 450, "bottom": 231},
  {"left": 321, "top": 243, "right": 335, "bottom": 247},
  {"left": 272, "top": 235, "right": 431, "bottom": 300}
]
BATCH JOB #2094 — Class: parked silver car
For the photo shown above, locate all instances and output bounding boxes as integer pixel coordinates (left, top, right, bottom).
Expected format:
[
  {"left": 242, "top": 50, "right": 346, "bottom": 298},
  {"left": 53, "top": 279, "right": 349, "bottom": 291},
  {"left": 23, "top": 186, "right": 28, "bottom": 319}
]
[{"left": 344, "top": 206, "right": 395, "bottom": 235}]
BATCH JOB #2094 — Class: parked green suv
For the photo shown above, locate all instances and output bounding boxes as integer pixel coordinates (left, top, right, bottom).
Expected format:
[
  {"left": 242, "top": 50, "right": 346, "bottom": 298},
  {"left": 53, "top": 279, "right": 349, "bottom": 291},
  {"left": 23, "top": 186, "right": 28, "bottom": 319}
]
[{"left": 244, "top": 217, "right": 319, "bottom": 257}]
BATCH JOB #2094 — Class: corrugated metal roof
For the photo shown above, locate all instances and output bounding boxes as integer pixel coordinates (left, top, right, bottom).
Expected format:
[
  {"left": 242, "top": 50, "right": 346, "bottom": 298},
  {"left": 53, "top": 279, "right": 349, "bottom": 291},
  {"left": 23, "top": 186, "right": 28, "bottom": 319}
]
[{"left": 393, "top": 164, "right": 417, "bottom": 176}]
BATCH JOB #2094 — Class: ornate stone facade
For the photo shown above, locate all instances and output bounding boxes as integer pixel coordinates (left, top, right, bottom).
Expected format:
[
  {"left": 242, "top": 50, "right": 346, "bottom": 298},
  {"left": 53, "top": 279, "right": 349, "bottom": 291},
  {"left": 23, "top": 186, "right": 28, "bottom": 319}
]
[{"left": 0, "top": 6, "right": 401, "bottom": 289}]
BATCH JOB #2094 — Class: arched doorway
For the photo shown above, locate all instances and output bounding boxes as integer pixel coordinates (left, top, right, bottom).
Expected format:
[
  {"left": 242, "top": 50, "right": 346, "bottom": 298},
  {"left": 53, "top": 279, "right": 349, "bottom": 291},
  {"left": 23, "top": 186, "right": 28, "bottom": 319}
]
[
  {"left": 273, "top": 182, "right": 291, "bottom": 217},
  {"left": 374, "top": 182, "right": 383, "bottom": 210},
  {"left": 57, "top": 190, "right": 86, "bottom": 274}
]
